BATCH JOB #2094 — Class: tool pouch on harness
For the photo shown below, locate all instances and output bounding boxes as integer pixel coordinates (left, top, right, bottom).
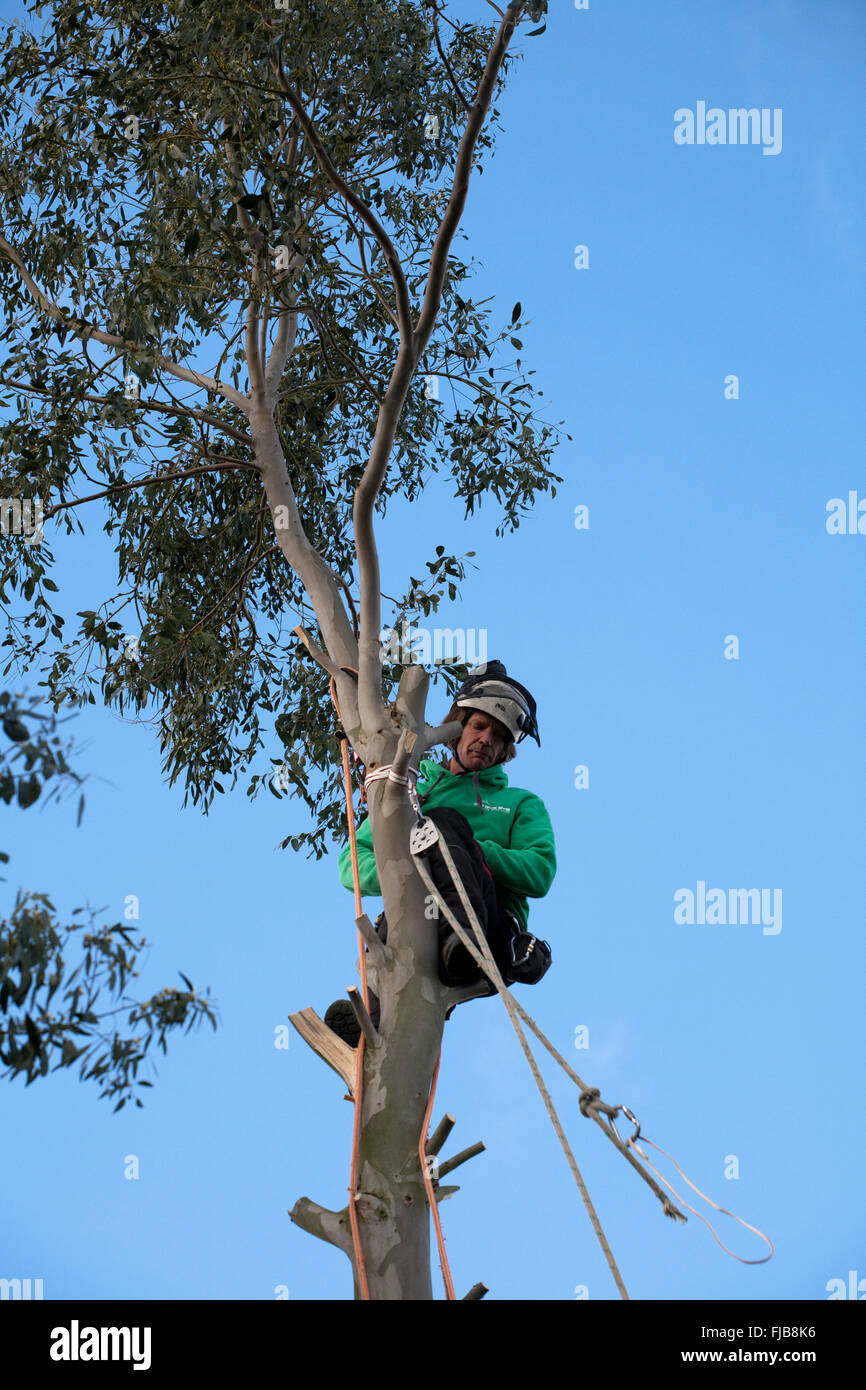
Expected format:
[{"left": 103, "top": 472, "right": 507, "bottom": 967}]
[{"left": 504, "top": 920, "right": 553, "bottom": 986}]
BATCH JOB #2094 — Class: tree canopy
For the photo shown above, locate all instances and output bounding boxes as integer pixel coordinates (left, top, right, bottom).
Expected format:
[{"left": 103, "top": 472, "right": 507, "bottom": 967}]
[
  {"left": 0, "top": 0, "right": 560, "bottom": 856},
  {"left": 0, "top": 689, "right": 217, "bottom": 1106},
  {"left": 1, "top": 0, "right": 558, "bottom": 1297}
]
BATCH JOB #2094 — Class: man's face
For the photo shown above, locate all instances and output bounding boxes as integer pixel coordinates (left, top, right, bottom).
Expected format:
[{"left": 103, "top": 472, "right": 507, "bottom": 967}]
[{"left": 454, "top": 710, "right": 509, "bottom": 770}]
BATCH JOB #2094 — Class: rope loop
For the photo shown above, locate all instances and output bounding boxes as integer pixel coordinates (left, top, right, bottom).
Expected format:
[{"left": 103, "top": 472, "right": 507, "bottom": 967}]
[{"left": 364, "top": 763, "right": 419, "bottom": 793}]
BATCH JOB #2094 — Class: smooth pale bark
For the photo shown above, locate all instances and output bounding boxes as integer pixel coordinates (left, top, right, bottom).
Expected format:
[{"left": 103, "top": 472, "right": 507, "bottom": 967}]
[
  {"left": 352, "top": 787, "right": 444, "bottom": 1299},
  {"left": 289, "top": 771, "right": 448, "bottom": 1301}
]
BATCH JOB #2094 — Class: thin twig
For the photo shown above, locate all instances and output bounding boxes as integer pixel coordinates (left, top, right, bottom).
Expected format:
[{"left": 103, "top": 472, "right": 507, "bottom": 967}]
[
  {"left": 269, "top": 51, "right": 413, "bottom": 340},
  {"left": 431, "top": 3, "right": 472, "bottom": 112},
  {"left": 42, "top": 460, "right": 260, "bottom": 521},
  {"left": 0, "top": 377, "right": 252, "bottom": 448}
]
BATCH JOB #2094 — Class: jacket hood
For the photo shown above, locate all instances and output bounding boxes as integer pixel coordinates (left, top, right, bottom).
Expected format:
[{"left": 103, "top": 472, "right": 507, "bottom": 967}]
[{"left": 418, "top": 756, "right": 508, "bottom": 790}]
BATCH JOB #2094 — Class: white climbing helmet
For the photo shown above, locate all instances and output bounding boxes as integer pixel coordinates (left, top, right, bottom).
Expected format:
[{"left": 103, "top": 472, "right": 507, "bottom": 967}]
[{"left": 454, "top": 660, "right": 540, "bottom": 747}]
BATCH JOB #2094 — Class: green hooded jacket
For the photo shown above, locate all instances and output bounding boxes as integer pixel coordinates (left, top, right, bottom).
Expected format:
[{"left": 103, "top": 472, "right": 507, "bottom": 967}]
[{"left": 337, "top": 756, "right": 557, "bottom": 928}]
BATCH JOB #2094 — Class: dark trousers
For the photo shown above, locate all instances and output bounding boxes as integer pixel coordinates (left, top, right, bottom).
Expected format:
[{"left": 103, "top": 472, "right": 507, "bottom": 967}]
[
  {"left": 417, "top": 806, "right": 518, "bottom": 982},
  {"left": 372, "top": 809, "right": 549, "bottom": 997}
]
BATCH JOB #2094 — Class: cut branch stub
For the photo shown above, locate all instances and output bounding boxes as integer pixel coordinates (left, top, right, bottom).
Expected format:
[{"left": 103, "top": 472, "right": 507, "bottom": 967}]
[
  {"left": 426, "top": 1112, "right": 456, "bottom": 1157},
  {"left": 356, "top": 912, "right": 391, "bottom": 963},
  {"left": 435, "top": 1185, "right": 460, "bottom": 1203},
  {"left": 289, "top": 1006, "right": 356, "bottom": 1093},
  {"left": 289, "top": 1197, "right": 354, "bottom": 1259},
  {"left": 347, "top": 985, "right": 380, "bottom": 1048},
  {"left": 438, "top": 1141, "right": 485, "bottom": 1179}
]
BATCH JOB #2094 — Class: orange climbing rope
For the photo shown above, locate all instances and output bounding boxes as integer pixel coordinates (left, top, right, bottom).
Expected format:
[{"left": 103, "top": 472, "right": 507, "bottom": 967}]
[
  {"left": 330, "top": 675, "right": 370, "bottom": 1302},
  {"left": 419, "top": 1052, "right": 457, "bottom": 1300}
]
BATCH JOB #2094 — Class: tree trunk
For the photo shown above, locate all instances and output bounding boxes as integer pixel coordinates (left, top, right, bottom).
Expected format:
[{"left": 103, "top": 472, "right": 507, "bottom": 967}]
[
  {"left": 279, "top": 5, "right": 539, "bottom": 1296},
  {"left": 350, "top": 781, "right": 446, "bottom": 1299},
  {"left": 290, "top": 678, "right": 467, "bottom": 1299}
]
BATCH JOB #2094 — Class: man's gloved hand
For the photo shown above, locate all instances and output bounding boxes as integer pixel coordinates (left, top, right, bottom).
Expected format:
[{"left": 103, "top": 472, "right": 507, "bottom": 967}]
[{"left": 507, "top": 932, "right": 552, "bottom": 985}]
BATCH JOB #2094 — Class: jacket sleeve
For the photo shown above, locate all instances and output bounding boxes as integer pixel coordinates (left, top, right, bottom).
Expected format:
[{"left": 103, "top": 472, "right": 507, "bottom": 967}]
[
  {"left": 473, "top": 793, "right": 557, "bottom": 900},
  {"left": 337, "top": 811, "right": 382, "bottom": 897}
]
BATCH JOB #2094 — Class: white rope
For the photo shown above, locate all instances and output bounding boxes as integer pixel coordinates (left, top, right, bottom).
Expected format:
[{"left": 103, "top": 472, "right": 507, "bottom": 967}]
[
  {"left": 410, "top": 820, "right": 631, "bottom": 1301},
  {"left": 363, "top": 763, "right": 418, "bottom": 792}
]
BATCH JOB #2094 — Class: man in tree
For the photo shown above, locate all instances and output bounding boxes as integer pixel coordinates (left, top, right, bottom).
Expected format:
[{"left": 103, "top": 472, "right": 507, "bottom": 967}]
[{"left": 327, "top": 661, "right": 555, "bottom": 1045}]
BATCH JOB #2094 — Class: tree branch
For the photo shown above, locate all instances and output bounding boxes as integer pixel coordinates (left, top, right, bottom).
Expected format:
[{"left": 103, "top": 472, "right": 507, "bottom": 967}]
[
  {"left": 248, "top": 407, "right": 359, "bottom": 691},
  {"left": 327, "top": 565, "right": 359, "bottom": 640},
  {"left": 346, "top": 985, "right": 380, "bottom": 1049},
  {"left": 264, "top": 301, "right": 297, "bottom": 400},
  {"left": 394, "top": 660, "right": 428, "bottom": 716},
  {"left": 420, "top": 719, "right": 463, "bottom": 757},
  {"left": 352, "top": 340, "right": 418, "bottom": 729},
  {"left": 289, "top": 1197, "right": 354, "bottom": 1259},
  {"left": 41, "top": 460, "right": 261, "bottom": 521},
  {"left": 244, "top": 280, "right": 266, "bottom": 405},
  {"left": 223, "top": 142, "right": 268, "bottom": 408},
  {"left": 356, "top": 912, "right": 391, "bottom": 964},
  {"left": 0, "top": 234, "right": 249, "bottom": 413},
  {"left": 259, "top": 295, "right": 270, "bottom": 372},
  {"left": 414, "top": 2, "right": 526, "bottom": 353},
  {"left": 349, "top": 5, "right": 525, "bottom": 732},
  {"left": 341, "top": 208, "right": 401, "bottom": 331},
  {"left": 265, "top": 136, "right": 307, "bottom": 399},
  {"left": 389, "top": 725, "right": 417, "bottom": 789},
  {"left": 293, "top": 624, "right": 342, "bottom": 681},
  {"left": 0, "top": 378, "right": 253, "bottom": 449},
  {"left": 431, "top": 3, "right": 472, "bottom": 113},
  {"left": 426, "top": 1113, "right": 456, "bottom": 1156},
  {"left": 437, "top": 1141, "right": 485, "bottom": 1179},
  {"left": 269, "top": 50, "right": 413, "bottom": 341},
  {"left": 184, "top": 544, "right": 276, "bottom": 643},
  {"left": 291, "top": 303, "right": 380, "bottom": 404}
]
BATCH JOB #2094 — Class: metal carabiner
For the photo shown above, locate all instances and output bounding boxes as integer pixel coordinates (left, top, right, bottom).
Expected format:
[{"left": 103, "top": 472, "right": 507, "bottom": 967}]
[
  {"left": 620, "top": 1105, "right": 642, "bottom": 1144},
  {"left": 407, "top": 781, "right": 424, "bottom": 826}
]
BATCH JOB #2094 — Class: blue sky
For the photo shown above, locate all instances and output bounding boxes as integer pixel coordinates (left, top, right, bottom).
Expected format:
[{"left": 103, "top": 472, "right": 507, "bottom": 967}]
[{"left": 2, "top": 0, "right": 864, "bottom": 1302}]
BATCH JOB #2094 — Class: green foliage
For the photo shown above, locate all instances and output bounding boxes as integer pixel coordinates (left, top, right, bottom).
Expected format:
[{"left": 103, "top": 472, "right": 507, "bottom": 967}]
[
  {"left": 0, "top": 687, "right": 218, "bottom": 1104},
  {"left": 0, "top": 891, "right": 217, "bottom": 1107},
  {"left": 0, "top": 688, "right": 85, "bottom": 853},
  {"left": 0, "top": 0, "right": 564, "bottom": 852}
]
